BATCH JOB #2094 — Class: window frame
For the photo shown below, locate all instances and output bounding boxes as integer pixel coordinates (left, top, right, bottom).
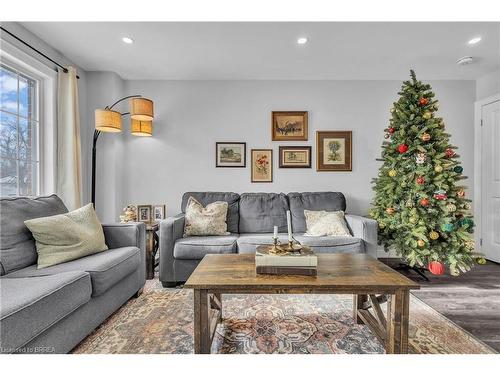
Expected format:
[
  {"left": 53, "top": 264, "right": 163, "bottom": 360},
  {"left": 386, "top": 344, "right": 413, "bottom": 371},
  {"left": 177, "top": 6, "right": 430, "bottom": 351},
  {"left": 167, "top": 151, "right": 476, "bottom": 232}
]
[{"left": 0, "top": 39, "right": 57, "bottom": 196}]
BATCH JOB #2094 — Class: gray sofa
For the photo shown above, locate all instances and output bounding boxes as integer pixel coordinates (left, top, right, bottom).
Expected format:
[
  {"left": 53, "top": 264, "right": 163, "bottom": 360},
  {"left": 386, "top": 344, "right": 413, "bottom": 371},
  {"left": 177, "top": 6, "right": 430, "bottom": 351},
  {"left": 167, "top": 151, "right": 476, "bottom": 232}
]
[
  {"left": 0, "top": 195, "right": 146, "bottom": 354},
  {"left": 159, "top": 192, "right": 377, "bottom": 286}
]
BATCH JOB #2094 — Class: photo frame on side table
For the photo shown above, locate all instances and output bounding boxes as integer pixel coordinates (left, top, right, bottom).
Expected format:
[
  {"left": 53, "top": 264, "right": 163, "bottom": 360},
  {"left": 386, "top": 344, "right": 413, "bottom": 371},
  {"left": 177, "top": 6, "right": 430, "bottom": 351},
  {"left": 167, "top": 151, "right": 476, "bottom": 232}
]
[
  {"left": 279, "top": 146, "right": 312, "bottom": 168},
  {"left": 251, "top": 149, "right": 273, "bottom": 183},
  {"left": 272, "top": 111, "right": 308, "bottom": 141},
  {"left": 316, "top": 131, "right": 352, "bottom": 171},
  {"left": 137, "top": 205, "right": 153, "bottom": 222},
  {"left": 216, "top": 142, "right": 246, "bottom": 167},
  {"left": 153, "top": 205, "right": 166, "bottom": 221}
]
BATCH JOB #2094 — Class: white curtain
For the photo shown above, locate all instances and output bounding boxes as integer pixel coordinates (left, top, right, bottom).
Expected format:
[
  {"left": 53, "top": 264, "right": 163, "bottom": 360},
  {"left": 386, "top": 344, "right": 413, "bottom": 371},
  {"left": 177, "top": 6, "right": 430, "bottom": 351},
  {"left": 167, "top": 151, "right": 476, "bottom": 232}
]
[{"left": 57, "top": 66, "right": 82, "bottom": 210}]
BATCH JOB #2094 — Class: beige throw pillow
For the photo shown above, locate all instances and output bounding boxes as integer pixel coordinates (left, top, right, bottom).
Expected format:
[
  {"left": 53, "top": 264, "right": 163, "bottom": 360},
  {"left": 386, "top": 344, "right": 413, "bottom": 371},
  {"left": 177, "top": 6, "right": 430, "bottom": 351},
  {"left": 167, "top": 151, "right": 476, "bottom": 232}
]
[
  {"left": 304, "top": 210, "right": 352, "bottom": 237},
  {"left": 184, "top": 196, "right": 229, "bottom": 237},
  {"left": 24, "top": 203, "right": 108, "bottom": 269}
]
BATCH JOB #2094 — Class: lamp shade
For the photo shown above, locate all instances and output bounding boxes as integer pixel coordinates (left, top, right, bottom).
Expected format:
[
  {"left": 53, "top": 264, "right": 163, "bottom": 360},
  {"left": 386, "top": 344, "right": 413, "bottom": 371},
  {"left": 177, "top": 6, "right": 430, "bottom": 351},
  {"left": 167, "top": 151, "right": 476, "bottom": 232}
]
[
  {"left": 131, "top": 119, "right": 153, "bottom": 136},
  {"left": 95, "top": 109, "right": 122, "bottom": 132},
  {"left": 130, "top": 98, "right": 154, "bottom": 121}
]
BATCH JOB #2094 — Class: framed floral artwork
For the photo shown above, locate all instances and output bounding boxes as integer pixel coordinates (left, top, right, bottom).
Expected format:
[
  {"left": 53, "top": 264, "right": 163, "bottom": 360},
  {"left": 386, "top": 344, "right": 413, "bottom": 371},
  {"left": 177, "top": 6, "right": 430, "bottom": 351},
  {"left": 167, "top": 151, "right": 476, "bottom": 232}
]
[
  {"left": 316, "top": 131, "right": 352, "bottom": 171},
  {"left": 137, "top": 205, "right": 152, "bottom": 222},
  {"left": 271, "top": 111, "right": 308, "bottom": 141},
  {"left": 215, "top": 142, "right": 246, "bottom": 167},
  {"left": 251, "top": 149, "right": 273, "bottom": 183},
  {"left": 279, "top": 146, "right": 312, "bottom": 168}
]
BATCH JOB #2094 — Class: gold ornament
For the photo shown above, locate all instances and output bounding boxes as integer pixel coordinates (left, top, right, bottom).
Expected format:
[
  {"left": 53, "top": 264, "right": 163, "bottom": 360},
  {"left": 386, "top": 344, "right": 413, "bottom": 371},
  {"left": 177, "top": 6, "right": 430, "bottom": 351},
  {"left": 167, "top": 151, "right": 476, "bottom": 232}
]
[
  {"left": 465, "top": 239, "right": 475, "bottom": 251},
  {"left": 477, "top": 257, "right": 486, "bottom": 265},
  {"left": 464, "top": 202, "right": 472, "bottom": 210},
  {"left": 446, "top": 203, "right": 457, "bottom": 212},
  {"left": 421, "top": 133, "right": 431, "bottom": 141},
  {"left": 434, "top": 165, "right": 443, "bottom": 173},
  {"left": 423, "top": 111, "right": 432, "bottom": 120},
  {"left": 417, "top": 239, "right": 426, "bottom": 247},
  {"left": 388, "top": 169, "right": 397, "bottom": 177},
  {"left": 429, "top": 231, "right": 439, "bottom": 240},
  {"left": 378, "top": 222, "right": 386, "bottom": 229},
  {"left": 386, "top": 207, "right": 395, "bottom": 215}
]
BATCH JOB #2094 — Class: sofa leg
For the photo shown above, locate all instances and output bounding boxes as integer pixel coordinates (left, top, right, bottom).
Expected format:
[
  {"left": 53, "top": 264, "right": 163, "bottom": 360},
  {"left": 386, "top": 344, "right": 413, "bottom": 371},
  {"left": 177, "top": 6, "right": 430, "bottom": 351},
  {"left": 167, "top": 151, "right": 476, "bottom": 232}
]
[
  {"left": 132, "top": 288, "right": 144, "bottom": 298},
  {"left": 162, "top": 281, "right": 177, "bottom": 288}
]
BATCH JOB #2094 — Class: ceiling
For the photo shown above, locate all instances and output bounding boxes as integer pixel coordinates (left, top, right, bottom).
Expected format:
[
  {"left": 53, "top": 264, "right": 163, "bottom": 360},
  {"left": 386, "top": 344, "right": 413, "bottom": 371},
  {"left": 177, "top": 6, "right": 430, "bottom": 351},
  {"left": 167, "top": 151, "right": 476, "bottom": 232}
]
[{"left": 21, "top": 22, "right": 500, "bottom": 80}]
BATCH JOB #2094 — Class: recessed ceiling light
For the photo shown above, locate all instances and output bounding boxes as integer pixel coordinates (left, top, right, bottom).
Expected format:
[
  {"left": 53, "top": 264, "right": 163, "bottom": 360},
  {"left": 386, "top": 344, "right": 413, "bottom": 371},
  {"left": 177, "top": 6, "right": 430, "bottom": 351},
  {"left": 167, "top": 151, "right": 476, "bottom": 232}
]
[
  {"left": 468, "top": 36, "right": 481, "bottom": 45},
  {"left": 297, "top": 37, "right": 308, "bottom": 45},
  {"left": 122, "top": 37, "right": 134, "bottom": 44}
]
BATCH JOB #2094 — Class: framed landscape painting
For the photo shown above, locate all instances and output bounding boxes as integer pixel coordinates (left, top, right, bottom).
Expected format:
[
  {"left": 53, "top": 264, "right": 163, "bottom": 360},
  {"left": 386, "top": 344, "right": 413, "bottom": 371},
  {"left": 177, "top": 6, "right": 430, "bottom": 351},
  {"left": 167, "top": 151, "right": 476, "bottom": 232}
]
[
  {"left": 279, "top": 146, "right": 311, "bottom": 168},
  {"left": 251, "top": 149, "right": 273, "bottom": 183},
  {"left": 272, "top": 111, "right": 308, "bottom": 141},
  {"left": 316, "top": 131, "right": 352, "bottom": 171},
  {"left": 216, "top": 142, "right": 246, "bottom": 167}
]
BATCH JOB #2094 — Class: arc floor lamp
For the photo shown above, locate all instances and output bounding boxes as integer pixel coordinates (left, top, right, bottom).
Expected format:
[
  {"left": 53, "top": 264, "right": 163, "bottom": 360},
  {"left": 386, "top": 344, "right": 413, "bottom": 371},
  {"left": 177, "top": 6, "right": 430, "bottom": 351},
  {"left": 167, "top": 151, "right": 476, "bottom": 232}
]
[{"left": 92, "top": 95, "right": 154, "bottom": 206}]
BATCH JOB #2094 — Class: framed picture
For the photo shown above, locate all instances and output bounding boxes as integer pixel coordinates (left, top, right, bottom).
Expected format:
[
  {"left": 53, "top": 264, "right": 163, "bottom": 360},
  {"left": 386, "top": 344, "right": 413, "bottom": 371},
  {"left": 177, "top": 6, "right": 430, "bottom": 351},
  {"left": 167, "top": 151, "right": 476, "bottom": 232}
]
[
  {"left": 251, "top": 149, "right": 273, "bottom": 183},
  {"left": 216, "top": 142, "right": 246, "bottom": 167},
  {"left": 137, "top": 205, "right": 152, "bottom": 222},
  {"left": 316, "top": 131, "right": 352, "bottom": 171},
  {"left": 279, "top": 146, "right": 312, "bottom": 168},
  {"left": 153, "top": 205, "right": 166, "bottom": 221},
  {"left": 272, "top": 111, "right": 308, "bottom": 141}
]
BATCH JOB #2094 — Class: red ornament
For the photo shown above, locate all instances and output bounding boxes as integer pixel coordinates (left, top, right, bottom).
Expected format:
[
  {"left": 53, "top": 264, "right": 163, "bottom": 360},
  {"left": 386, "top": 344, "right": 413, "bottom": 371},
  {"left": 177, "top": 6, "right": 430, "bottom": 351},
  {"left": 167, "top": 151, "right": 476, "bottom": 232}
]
[
  {"left": 398, "top": 144, "right": 409, "bottom": 154},
  {"left": 388, "top": 127, "right": 395, "bottom": 134},
  {"left": 416, "top": 176, "right": 425, "bottom": 185},
  {"left": 428, "top": 261, "right": 445, "bottom": 275},
  {"left": 419, "top": 97, "right": 429, "bottom": 106},
  {"left": 420, "top": 198, "right": 430, "bottom": 207},
  {"left": 445, "top": 148, "right": 455, "bottom": 158}
]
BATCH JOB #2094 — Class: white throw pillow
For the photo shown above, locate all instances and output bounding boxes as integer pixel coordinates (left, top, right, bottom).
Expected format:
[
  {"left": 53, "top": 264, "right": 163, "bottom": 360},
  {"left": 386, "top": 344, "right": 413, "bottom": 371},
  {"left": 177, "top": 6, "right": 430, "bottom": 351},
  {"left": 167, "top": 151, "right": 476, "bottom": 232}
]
[
  {"left": 303, "top": 210, "right": 352, "bottom": 237},
  {"left": 184, "top": 196, "right": 230, "bottom": 236}
]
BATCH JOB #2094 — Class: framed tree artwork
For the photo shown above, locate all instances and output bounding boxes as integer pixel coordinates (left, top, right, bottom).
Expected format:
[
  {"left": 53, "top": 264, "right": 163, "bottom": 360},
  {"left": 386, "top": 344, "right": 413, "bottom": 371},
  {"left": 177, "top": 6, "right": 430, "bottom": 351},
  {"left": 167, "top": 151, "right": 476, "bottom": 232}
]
[
  {"left": 271, "top": 111, "right": 308, "bottom": 141},
  {"left": 316, "top": 131, "right": 352, "bottom": 171},
  {"left": 215, "top": 142, "right": 246, "bottom": 167},
  {"left": 279, "top": 146, "right": 312, "bottom": 168},
  {"left": 251, "top": 149, "right": 273, "bottom": 183}
]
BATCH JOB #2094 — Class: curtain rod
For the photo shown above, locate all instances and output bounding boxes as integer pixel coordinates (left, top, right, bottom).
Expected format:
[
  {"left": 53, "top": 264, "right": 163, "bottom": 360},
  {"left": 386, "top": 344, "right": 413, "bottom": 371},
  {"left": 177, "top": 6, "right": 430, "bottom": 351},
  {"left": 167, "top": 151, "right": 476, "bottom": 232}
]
[{"left": 0, "top": 26, "right": 80, "bottom": 80}]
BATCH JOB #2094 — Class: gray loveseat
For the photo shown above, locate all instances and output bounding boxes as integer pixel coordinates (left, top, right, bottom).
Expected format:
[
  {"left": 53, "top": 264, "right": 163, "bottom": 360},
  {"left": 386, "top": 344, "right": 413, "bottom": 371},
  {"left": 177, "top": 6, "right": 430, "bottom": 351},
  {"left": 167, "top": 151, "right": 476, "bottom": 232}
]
[
  {"left": 159, "top": 192, "right": 377, "bottom": 286},
  {"left": 0, "top": 195, "right": 146, "bottom": 354}
]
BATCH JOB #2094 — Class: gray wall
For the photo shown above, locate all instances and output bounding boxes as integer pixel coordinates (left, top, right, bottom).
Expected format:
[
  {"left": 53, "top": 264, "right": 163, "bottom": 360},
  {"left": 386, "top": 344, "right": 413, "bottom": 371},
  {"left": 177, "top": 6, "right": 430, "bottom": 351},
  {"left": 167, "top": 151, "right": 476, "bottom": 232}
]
[
  {"left": 88, "top": 78, "right": 475, "bottom": 222},
  {"left": 476, "top": 69, "right": 500, "bottom": 101}
]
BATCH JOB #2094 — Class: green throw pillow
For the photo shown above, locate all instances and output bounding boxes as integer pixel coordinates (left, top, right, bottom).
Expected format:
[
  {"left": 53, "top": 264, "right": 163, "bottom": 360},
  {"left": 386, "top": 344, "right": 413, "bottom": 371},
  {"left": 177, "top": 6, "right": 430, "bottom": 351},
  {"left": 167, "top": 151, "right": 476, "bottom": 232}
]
[{"left": 24, "top": 203, "right": 108, "bottom": 269}]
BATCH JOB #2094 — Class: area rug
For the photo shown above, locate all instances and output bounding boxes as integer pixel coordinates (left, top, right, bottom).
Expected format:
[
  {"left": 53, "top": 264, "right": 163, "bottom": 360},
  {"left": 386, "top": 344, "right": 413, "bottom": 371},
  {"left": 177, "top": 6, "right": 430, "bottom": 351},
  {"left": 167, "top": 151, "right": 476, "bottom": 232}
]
[{"left": 72, "top": 279, "right": 495, "bottom": 354}]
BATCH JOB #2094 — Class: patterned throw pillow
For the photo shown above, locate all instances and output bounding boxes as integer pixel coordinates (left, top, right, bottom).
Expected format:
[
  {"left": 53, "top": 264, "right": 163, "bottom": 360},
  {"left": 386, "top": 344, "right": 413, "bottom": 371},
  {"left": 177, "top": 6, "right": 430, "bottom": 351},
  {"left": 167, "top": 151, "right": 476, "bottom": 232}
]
[
  {"left": 303, "top": 210, "right": 352, "bottom": 237},
  {"left": 184, "top": 196, "right": 230, "bottom": 237}
]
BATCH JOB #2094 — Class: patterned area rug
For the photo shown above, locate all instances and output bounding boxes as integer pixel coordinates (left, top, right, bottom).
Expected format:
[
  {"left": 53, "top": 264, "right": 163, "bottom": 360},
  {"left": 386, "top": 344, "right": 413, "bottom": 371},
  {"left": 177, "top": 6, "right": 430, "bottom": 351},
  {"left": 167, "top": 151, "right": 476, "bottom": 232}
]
[{"left": 73, "top": 279, "right": 495, "bottom": 354}]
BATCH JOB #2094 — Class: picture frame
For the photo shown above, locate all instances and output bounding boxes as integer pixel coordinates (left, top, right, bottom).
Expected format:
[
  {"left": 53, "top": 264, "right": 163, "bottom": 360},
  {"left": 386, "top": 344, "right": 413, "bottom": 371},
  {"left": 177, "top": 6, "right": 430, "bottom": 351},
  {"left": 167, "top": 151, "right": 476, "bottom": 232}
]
[
  {"left": 316, "top": 131, "right": 352, "bottom": 171},
  {"left": 153, "top": 205, "right": 166, "bottom": 221},
  {"left": 137, "top": 205, "right": 153, "bottom": 222},
  {"left": 215, "top": 142, "right": 246, "bottom": 167},
  {"left": 251, "top": 149, "right": 273, "bottom": 183},
  {"left": 279, "top": 146, "right": 312, "bottom": 168},
  {"left": 271, "top": 111, "right": 308, "bottom": 141}
]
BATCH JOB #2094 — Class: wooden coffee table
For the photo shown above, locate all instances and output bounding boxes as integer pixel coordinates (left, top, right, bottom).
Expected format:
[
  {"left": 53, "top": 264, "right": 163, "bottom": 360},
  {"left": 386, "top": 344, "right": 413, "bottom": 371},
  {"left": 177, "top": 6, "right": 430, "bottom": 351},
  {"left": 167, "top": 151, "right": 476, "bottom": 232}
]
[{"left": 184, "top": 254, "right": 419, "bottom": 354}]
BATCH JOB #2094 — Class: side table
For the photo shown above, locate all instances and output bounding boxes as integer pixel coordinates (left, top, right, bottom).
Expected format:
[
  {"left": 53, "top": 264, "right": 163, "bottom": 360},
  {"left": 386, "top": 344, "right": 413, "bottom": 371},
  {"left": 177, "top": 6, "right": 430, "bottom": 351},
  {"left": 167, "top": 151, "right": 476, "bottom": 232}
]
[{"left": 145, "top": 222, "right": 159, "bottom": 279}]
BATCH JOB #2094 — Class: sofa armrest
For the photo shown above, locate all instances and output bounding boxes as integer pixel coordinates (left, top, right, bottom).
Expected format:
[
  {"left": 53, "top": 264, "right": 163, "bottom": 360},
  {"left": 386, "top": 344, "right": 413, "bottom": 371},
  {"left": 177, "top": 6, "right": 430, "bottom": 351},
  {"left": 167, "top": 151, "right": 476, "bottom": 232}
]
[
  {"left": 345, "top": 214, "right": 378, "bottom": 259},
  {"left": 102, "top": 222, "right": 147, "bottom": 284},
  {"left": 159, "top": 214, "right": 185, "bottom": 283}
]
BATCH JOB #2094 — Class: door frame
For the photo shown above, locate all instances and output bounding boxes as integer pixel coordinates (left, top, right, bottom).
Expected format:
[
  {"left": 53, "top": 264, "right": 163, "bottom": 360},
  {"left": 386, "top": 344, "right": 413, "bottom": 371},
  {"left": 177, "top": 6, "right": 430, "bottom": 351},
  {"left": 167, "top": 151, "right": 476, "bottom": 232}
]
[{"left": 474, "top": 93, "right": 500, "bottom": 257}]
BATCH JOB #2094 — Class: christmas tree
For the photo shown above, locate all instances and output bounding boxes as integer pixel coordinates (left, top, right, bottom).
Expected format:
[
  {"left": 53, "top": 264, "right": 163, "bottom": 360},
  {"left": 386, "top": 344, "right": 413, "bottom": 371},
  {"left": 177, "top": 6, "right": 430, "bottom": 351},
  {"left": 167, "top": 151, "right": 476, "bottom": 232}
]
[{"left": 370, "top": 70, "right": 476, "bottom": 276}]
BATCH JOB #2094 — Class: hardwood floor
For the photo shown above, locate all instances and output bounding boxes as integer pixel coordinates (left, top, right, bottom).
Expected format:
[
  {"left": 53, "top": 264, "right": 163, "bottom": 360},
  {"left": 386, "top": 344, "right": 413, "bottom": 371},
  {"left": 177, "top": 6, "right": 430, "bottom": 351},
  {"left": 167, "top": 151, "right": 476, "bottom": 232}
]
[{"left": 381, "top": 259, "right": 500, "bottom": 352}]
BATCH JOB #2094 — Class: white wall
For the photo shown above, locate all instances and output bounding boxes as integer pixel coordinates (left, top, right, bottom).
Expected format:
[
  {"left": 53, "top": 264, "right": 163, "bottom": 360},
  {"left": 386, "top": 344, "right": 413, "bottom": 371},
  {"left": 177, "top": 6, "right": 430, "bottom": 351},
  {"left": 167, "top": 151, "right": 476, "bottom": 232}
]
[
  {"left": 476, "top": 70, "right": 500, "bottom": 101},
  {"left": 87, "top": 79, "right": 475, "bottom": 223}
]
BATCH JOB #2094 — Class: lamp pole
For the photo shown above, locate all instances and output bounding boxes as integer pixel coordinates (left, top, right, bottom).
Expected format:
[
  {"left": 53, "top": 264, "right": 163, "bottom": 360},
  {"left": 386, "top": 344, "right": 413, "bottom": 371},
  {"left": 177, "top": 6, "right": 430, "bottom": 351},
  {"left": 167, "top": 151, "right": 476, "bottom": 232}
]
[{"left": 91, "top": 95, "right": 143, "bottom": 207}]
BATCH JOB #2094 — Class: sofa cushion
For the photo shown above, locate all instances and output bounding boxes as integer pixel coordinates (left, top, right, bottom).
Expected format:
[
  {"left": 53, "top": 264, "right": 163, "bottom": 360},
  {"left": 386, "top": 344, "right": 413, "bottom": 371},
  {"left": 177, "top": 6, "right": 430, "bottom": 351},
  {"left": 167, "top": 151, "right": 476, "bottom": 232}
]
[
  {"left": 0, "top": 271, "right": 91, "bottom": 352},
  {"left": 295, "top": 235, "right": 364, "bottom": 254},
  {"left": 236, "top": 233, "right": 291, "bottom": 254},
  {"left": 181, "top": 192, "right": 240, "bottom": 233},
  {"left": 173, "top": 235, "right": 238, "bottom": 260},
  {"left": 239, "top": 193, "right": 289, "bottom": 233},
  {"left": 5, "top": 247, "right": 139, "bottom": 297},
  {"left": 0, "top": 195, "right": 68, "bottom": 275},
  {"left": 288, "top": 192, "right": 347, "bottom": 233}
]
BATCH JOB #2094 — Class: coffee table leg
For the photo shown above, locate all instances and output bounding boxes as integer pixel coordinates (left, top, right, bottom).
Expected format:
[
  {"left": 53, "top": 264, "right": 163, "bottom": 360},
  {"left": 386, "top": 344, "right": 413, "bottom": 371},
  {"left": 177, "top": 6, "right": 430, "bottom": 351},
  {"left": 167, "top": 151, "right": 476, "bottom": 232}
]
[
  {"left": 386, "top": 289, "right": 410, "bottom": 354},
  {"left": 193, "top": 289, "right": 211, "bottom": 354},
  {"left": 353, "top": 294, "right": 368, "bottom": 324}
]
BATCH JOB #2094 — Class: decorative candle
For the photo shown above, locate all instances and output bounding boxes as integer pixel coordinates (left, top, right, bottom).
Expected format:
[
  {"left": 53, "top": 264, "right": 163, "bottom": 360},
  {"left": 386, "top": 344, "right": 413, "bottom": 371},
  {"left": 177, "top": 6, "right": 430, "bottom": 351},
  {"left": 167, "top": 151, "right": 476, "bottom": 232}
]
[
  {"left": 286, "top": 210, "right": 292, "bottom": 242},
  {"left": 273, "top": 225, "right": 278, "bottom": 239}
]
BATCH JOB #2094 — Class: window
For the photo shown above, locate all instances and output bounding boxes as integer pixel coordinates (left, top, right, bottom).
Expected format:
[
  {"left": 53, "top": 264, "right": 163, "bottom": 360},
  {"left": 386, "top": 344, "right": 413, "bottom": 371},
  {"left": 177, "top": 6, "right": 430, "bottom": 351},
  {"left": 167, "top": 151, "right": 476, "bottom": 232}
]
[{"left": 0, "top": 63, "right": 40, "bottom": 197}]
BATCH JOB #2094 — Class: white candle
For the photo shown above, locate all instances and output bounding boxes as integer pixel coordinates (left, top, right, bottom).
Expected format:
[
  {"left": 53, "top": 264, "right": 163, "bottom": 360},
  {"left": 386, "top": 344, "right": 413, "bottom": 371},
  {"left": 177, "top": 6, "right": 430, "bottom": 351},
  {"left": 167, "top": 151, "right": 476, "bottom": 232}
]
[
  {"left": 273, "top": 225, "right": 278, "bottom": 239},
  {"left": 286, "top": 210, "right": 292, "bottom": 242}
]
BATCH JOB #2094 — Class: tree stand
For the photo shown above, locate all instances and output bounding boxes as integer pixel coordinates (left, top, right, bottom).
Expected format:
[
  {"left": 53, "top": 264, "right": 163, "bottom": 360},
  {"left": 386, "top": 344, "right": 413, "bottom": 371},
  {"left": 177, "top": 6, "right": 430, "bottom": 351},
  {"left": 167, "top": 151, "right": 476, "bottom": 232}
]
[{"left": 394, "top": 263, "right": 429, "bottom": 281}]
